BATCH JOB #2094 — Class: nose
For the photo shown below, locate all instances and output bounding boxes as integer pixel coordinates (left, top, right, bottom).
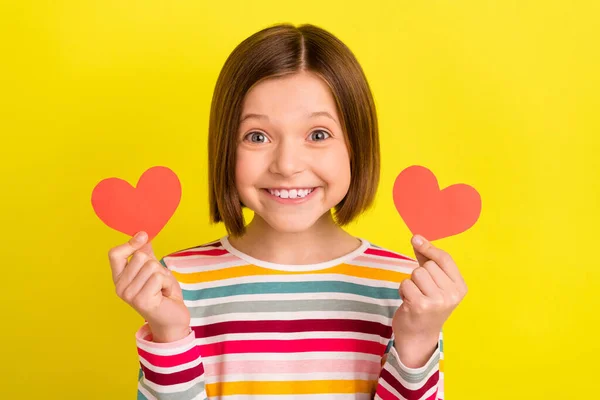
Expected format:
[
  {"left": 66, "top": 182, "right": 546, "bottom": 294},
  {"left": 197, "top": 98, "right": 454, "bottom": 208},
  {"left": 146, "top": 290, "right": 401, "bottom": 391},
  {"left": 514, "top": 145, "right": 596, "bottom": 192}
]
[{"left": 268, "top": 137, "right": 306, "bottom": 177}]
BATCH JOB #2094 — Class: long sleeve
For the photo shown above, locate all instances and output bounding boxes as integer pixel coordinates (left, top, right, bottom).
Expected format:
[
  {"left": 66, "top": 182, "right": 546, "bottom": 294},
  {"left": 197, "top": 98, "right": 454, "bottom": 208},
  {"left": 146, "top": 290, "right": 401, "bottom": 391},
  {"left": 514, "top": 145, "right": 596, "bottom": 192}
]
[
  {"left": 135, "top": 323, "right": 207, "bottom": 400},
  {"left": 375, "top": 331, "right": 444, "bottom": 400}
]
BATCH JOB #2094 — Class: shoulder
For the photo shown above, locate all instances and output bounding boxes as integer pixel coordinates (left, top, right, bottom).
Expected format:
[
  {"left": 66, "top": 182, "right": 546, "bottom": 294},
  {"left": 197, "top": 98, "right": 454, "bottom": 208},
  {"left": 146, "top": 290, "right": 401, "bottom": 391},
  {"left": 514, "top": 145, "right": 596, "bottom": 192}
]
[
  {"left": 357, "top": 239, "right": 420, "bottom": 274},
  {"left": 160, "top": 238, "right": 230, "bottom": 269}
]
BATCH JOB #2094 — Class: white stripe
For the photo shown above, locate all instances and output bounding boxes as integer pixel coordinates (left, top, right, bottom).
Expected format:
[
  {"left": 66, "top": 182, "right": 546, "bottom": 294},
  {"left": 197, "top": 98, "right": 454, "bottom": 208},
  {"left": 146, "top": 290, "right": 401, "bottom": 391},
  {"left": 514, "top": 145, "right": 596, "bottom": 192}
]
[
  {"left": 180, "top": 273, "right": 400, "bottom": 290},
  {"left": 205, "top": 372, "right": 380, "bottom": 384},
  {"left": 221, "top": 394, "right": 371, "bottom": 400},
  {"left": 186, "top": 291, "right": 403, "bottom": 307},
  {"left": 141, "top": 374, "right": 204, "bottom": 394},
  {"left": 198, "top": 330, "right": 386, "bottom": 345},
  {"left": 192, "top": 390, "right": 208, "bottom": 400},
  {"left": 192, "top": 311, "right": 391, "bottom": 325},
  {"left": 220, "top": 236, "right": 371, "bottom": 272},
  {"left": 390, "top": 344, "right": 440, "bottom": 375},
  {"left": 136, "top": 337, "right": 196, "bottom": 356},
  {"left": 418, "top": 385, "right": 439, "bottom": 400},
  {"left": 139, "top": 353, "right": 203, "bottom": 374},
  {"left": 137, "top": 383, "right": 157, "bottom": 400}
]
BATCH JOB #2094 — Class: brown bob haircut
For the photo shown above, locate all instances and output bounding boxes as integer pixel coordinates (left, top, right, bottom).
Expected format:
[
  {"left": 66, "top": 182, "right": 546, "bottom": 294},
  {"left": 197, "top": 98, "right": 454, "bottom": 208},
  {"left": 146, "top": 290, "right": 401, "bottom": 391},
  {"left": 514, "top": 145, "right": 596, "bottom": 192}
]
[{"left": 208, "top": 23, "right": 380, "bottom": 237}]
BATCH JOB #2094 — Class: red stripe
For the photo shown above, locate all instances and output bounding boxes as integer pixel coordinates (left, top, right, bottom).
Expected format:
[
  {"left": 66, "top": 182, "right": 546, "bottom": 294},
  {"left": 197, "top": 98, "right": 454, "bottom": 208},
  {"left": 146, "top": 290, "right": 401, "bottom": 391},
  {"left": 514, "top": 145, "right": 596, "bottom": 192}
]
[
  {"left": 425, "top": 388, "right": 439, "bottom": 399},
  {"left": 375, "top": 383, "right": 397, "bottom": 400},
  {"left": 140, "top": 361, "right": 204, "bottom": 386},
  {"left": 198, "top": 338, "right": 386, "bottom": 357},
  {"left": 137, "top": 345, "right": 201, "bottom": 368},
  {"left": 170, "top": 248, "right": 228, "bottom": 257},
  {"left": 380, "top": 368, "right": 439, "bottom": 399},
  {"left": 365, "top": 248, "right": 414, "bottom": 261},
  {"left": 193, "top": 319, "right": 392, "bottom": 339}
]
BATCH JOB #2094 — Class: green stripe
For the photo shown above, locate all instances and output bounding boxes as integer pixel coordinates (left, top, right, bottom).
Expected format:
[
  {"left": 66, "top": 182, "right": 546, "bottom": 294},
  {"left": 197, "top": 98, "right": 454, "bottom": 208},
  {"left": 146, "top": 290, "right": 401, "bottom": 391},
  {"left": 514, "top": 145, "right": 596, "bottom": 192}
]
[
  {"left": 387, "top": 344, "right": 440, "bottom": 383},
  {"left": 189, "top": 298, "right": 397, "bottom": 319},
  {"left": 183, "top": 281, "right": 400, "bottom": 301}
]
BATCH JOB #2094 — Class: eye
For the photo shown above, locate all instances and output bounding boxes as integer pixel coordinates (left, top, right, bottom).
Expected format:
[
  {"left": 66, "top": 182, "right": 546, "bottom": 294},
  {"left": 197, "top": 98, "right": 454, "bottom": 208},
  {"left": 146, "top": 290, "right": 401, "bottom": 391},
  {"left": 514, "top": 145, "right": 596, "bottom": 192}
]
[
  {"left": 244, "top": 131, "right": 270, "bottom": 144},
  {"left": 309, "top": 129, "right": 331, "bottom": 141}
]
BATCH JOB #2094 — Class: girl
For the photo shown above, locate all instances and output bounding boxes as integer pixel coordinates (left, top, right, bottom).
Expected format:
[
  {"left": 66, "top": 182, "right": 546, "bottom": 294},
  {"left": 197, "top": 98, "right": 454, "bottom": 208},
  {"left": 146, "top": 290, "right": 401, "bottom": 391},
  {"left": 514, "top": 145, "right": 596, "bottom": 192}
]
[{"left": 108, "top": 23, "right": 467, "bottom": 400}]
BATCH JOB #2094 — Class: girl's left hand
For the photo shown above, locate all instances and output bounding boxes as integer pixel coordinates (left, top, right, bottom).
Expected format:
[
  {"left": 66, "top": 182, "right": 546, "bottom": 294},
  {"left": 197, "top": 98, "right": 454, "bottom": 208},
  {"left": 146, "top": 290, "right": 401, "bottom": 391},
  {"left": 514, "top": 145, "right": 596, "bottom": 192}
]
[{"left": 392, "top": 235, "right": 468, "bottom": 368}]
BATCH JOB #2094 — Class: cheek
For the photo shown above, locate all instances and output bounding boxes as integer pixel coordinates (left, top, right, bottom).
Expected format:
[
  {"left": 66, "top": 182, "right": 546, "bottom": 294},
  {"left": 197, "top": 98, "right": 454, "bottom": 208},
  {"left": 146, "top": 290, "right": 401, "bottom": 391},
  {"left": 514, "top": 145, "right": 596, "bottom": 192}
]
[
  {"left": 320, "top": 146, "right": 351, "bottom": 185},
  {"left": 235, "top": 150, "right": 261, "bottom": 189}
]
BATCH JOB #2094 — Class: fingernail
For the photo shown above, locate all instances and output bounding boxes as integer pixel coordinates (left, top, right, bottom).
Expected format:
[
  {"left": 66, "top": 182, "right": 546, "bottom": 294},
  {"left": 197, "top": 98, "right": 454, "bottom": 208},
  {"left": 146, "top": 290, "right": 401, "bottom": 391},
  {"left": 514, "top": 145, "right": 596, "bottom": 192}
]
[
  {"left": 412, "top": 235, "right": 423, "bottom": 246},
  {"left": 135, "top": 231, "right": 147, "bottom": 242}
]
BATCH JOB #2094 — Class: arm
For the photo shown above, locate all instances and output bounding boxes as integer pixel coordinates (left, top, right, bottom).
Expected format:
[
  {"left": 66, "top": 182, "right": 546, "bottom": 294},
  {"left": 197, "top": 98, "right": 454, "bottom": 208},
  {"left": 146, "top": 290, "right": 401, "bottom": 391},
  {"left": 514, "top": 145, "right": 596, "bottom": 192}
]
[
  {"left": 136, "top": 257, "right": 208, "bottom": 399},
  {"left": 375, "top": 331, "right": 444, "bottom": 400},
  {"left": 136, "top": 323, "right": 208, "bottom": 400}
]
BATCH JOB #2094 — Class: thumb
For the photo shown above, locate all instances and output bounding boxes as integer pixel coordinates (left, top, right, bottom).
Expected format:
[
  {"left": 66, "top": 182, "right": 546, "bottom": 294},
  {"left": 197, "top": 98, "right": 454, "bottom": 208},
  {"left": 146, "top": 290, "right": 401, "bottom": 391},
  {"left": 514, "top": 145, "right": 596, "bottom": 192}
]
[
  {"left": 129, "top": 231, "right": 158, "bottom": 261},
  {"left": 411, "top": 234, "right": 430, "bottom": 266}
]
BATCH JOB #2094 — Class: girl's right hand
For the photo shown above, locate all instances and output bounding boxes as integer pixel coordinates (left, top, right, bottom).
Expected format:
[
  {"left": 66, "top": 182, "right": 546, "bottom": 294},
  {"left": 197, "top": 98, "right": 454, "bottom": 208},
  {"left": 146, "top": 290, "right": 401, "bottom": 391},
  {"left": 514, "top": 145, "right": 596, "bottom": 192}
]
[{"left": 108, "top": 231, "right": 191, "bottom": 343}]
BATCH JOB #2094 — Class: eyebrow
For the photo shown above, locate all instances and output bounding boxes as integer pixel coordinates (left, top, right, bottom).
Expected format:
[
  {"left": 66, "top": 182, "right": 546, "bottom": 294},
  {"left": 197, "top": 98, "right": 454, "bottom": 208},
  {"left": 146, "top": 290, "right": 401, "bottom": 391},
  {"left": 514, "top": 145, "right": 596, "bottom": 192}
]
[{"left": 240, "top": 111, "right": 338, "bottom": 124}]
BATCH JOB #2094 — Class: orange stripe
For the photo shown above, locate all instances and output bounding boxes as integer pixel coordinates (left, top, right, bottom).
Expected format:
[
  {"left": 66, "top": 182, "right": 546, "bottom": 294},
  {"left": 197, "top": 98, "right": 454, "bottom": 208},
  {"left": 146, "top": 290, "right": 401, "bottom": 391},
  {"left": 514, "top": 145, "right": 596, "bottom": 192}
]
[
  {"left": 173, "top": 263, "right": 411, "bottom": 284},
  {"left": 206, "top": 379, "right": 375, "bottom": 396}
]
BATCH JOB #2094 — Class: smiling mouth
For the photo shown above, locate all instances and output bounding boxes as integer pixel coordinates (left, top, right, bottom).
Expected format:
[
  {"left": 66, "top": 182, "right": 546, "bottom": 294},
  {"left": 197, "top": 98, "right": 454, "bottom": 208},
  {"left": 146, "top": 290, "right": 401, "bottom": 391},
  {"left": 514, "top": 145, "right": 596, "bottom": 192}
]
[{"left": 263, "top": 187, "right": 316, "bottom": 199}]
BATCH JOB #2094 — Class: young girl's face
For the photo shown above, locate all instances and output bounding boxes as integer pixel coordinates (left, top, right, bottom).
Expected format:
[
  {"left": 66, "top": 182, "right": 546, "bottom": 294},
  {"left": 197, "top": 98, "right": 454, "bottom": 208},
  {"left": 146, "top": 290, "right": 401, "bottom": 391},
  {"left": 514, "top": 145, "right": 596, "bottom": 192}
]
[{"left": 235, "top": 71, "right": 351, "bottom": 234}]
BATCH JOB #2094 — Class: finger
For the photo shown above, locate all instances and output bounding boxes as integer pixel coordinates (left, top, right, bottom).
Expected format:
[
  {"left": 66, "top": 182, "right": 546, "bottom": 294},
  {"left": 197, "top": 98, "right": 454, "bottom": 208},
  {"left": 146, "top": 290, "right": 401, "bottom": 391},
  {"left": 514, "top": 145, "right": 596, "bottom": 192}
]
[
  {"left": 411, "top": 235, "right": 462, "bottom": 283},
  {"left": 119, "top": 259, "right": 168, "bottom": 303},
  {"left": 422, "top": 260, "right": 454, "bottom": 291},
  {"left": 138, "top": 242, "right": 158, "bottom": 262},
  {"left": 410, "top": 267, "right": 440, "bottom": 297},
  {"left": 160, "top": 273, "right": 181, "bottom": 299},
  {"left": 133, "top": 273, "right": 167, "bottom": 312},
  {"left": 108, "top": 231, "right": 149, "bottom": 281},
  {"left": 413, "top": 249, "right": 429, "bottom": 268},
  {"left": 399, "top": 278, "right": 425, "bottom": 304},
  {"left": 115, "top": 250, "right": 151, "bottom": 294}
]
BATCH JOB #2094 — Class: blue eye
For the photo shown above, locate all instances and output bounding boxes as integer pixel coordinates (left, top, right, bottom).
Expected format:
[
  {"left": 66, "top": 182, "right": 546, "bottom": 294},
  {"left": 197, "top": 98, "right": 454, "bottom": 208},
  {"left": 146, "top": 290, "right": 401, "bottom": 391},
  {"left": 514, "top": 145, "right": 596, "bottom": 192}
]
[{"left": 310, "top": 130, "right": 331, "bottom": 141}]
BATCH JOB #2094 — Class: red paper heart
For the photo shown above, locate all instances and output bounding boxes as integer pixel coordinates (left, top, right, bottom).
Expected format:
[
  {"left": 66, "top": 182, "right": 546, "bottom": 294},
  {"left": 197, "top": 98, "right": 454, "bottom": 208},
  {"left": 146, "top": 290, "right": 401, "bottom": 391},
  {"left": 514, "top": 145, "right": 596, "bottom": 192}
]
[
  {"left": 393, "top": 165, "right": 481, "bottom": 241},
  {"left": 91, "top": 166, "right": 181, "bottom": 241}
]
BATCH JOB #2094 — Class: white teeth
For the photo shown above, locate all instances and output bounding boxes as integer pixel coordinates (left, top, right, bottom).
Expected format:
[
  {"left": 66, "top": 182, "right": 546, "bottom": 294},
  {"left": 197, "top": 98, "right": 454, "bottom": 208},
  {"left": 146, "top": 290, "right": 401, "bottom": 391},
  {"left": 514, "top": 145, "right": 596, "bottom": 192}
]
[{"left": 268, "top": 188, "right": 314, "bottom": 199}]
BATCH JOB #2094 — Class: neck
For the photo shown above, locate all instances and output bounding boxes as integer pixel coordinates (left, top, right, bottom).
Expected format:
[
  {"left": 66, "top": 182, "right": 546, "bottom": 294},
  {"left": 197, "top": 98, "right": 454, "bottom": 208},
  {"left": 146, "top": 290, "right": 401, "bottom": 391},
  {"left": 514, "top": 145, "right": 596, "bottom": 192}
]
[{"left": 227, "top": 212, "right": 361, "bottom": 265}]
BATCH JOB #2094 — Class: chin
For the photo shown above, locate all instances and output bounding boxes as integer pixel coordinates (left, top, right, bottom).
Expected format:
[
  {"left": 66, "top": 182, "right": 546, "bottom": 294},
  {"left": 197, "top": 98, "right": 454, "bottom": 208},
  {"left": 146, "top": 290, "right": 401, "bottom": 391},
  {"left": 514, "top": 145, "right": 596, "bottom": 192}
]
[{"left": 261, "top": 212, "right": 325, "bottom": 234}]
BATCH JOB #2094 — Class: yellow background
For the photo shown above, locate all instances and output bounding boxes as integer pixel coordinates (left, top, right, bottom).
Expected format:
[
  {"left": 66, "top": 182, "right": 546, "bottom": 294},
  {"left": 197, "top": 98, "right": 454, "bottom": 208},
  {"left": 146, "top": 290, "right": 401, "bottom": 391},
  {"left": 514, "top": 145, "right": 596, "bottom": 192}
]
[{"left": 2, "top": 1, "right": 599, "bottom": 398}]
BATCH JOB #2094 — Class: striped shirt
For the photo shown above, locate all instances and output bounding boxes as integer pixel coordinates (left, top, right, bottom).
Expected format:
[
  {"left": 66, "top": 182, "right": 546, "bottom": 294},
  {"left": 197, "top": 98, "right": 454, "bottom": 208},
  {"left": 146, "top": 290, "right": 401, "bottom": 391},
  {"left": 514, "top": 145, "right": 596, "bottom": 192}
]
[{"left": 135, "top": 236, "right": 444, "bottom": 399}]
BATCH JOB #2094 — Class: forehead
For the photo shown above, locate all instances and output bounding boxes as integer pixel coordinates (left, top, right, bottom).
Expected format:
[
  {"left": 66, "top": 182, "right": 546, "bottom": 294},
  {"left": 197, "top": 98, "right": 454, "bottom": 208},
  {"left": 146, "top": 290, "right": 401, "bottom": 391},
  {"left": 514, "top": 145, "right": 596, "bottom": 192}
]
[{"left": 241, "top": 71, "right": 339, "bottom": 119}]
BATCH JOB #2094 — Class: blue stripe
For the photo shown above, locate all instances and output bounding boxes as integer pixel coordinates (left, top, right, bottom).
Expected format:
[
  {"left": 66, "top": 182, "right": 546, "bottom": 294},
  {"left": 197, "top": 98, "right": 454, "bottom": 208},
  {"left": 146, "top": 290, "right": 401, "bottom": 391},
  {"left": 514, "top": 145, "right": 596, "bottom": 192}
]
[
  {"left": 385, "top": 338, "right": 394, "bottom": 354},
  {"left": 183, "top": 280, "right": 401, "bottom": 301}
]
